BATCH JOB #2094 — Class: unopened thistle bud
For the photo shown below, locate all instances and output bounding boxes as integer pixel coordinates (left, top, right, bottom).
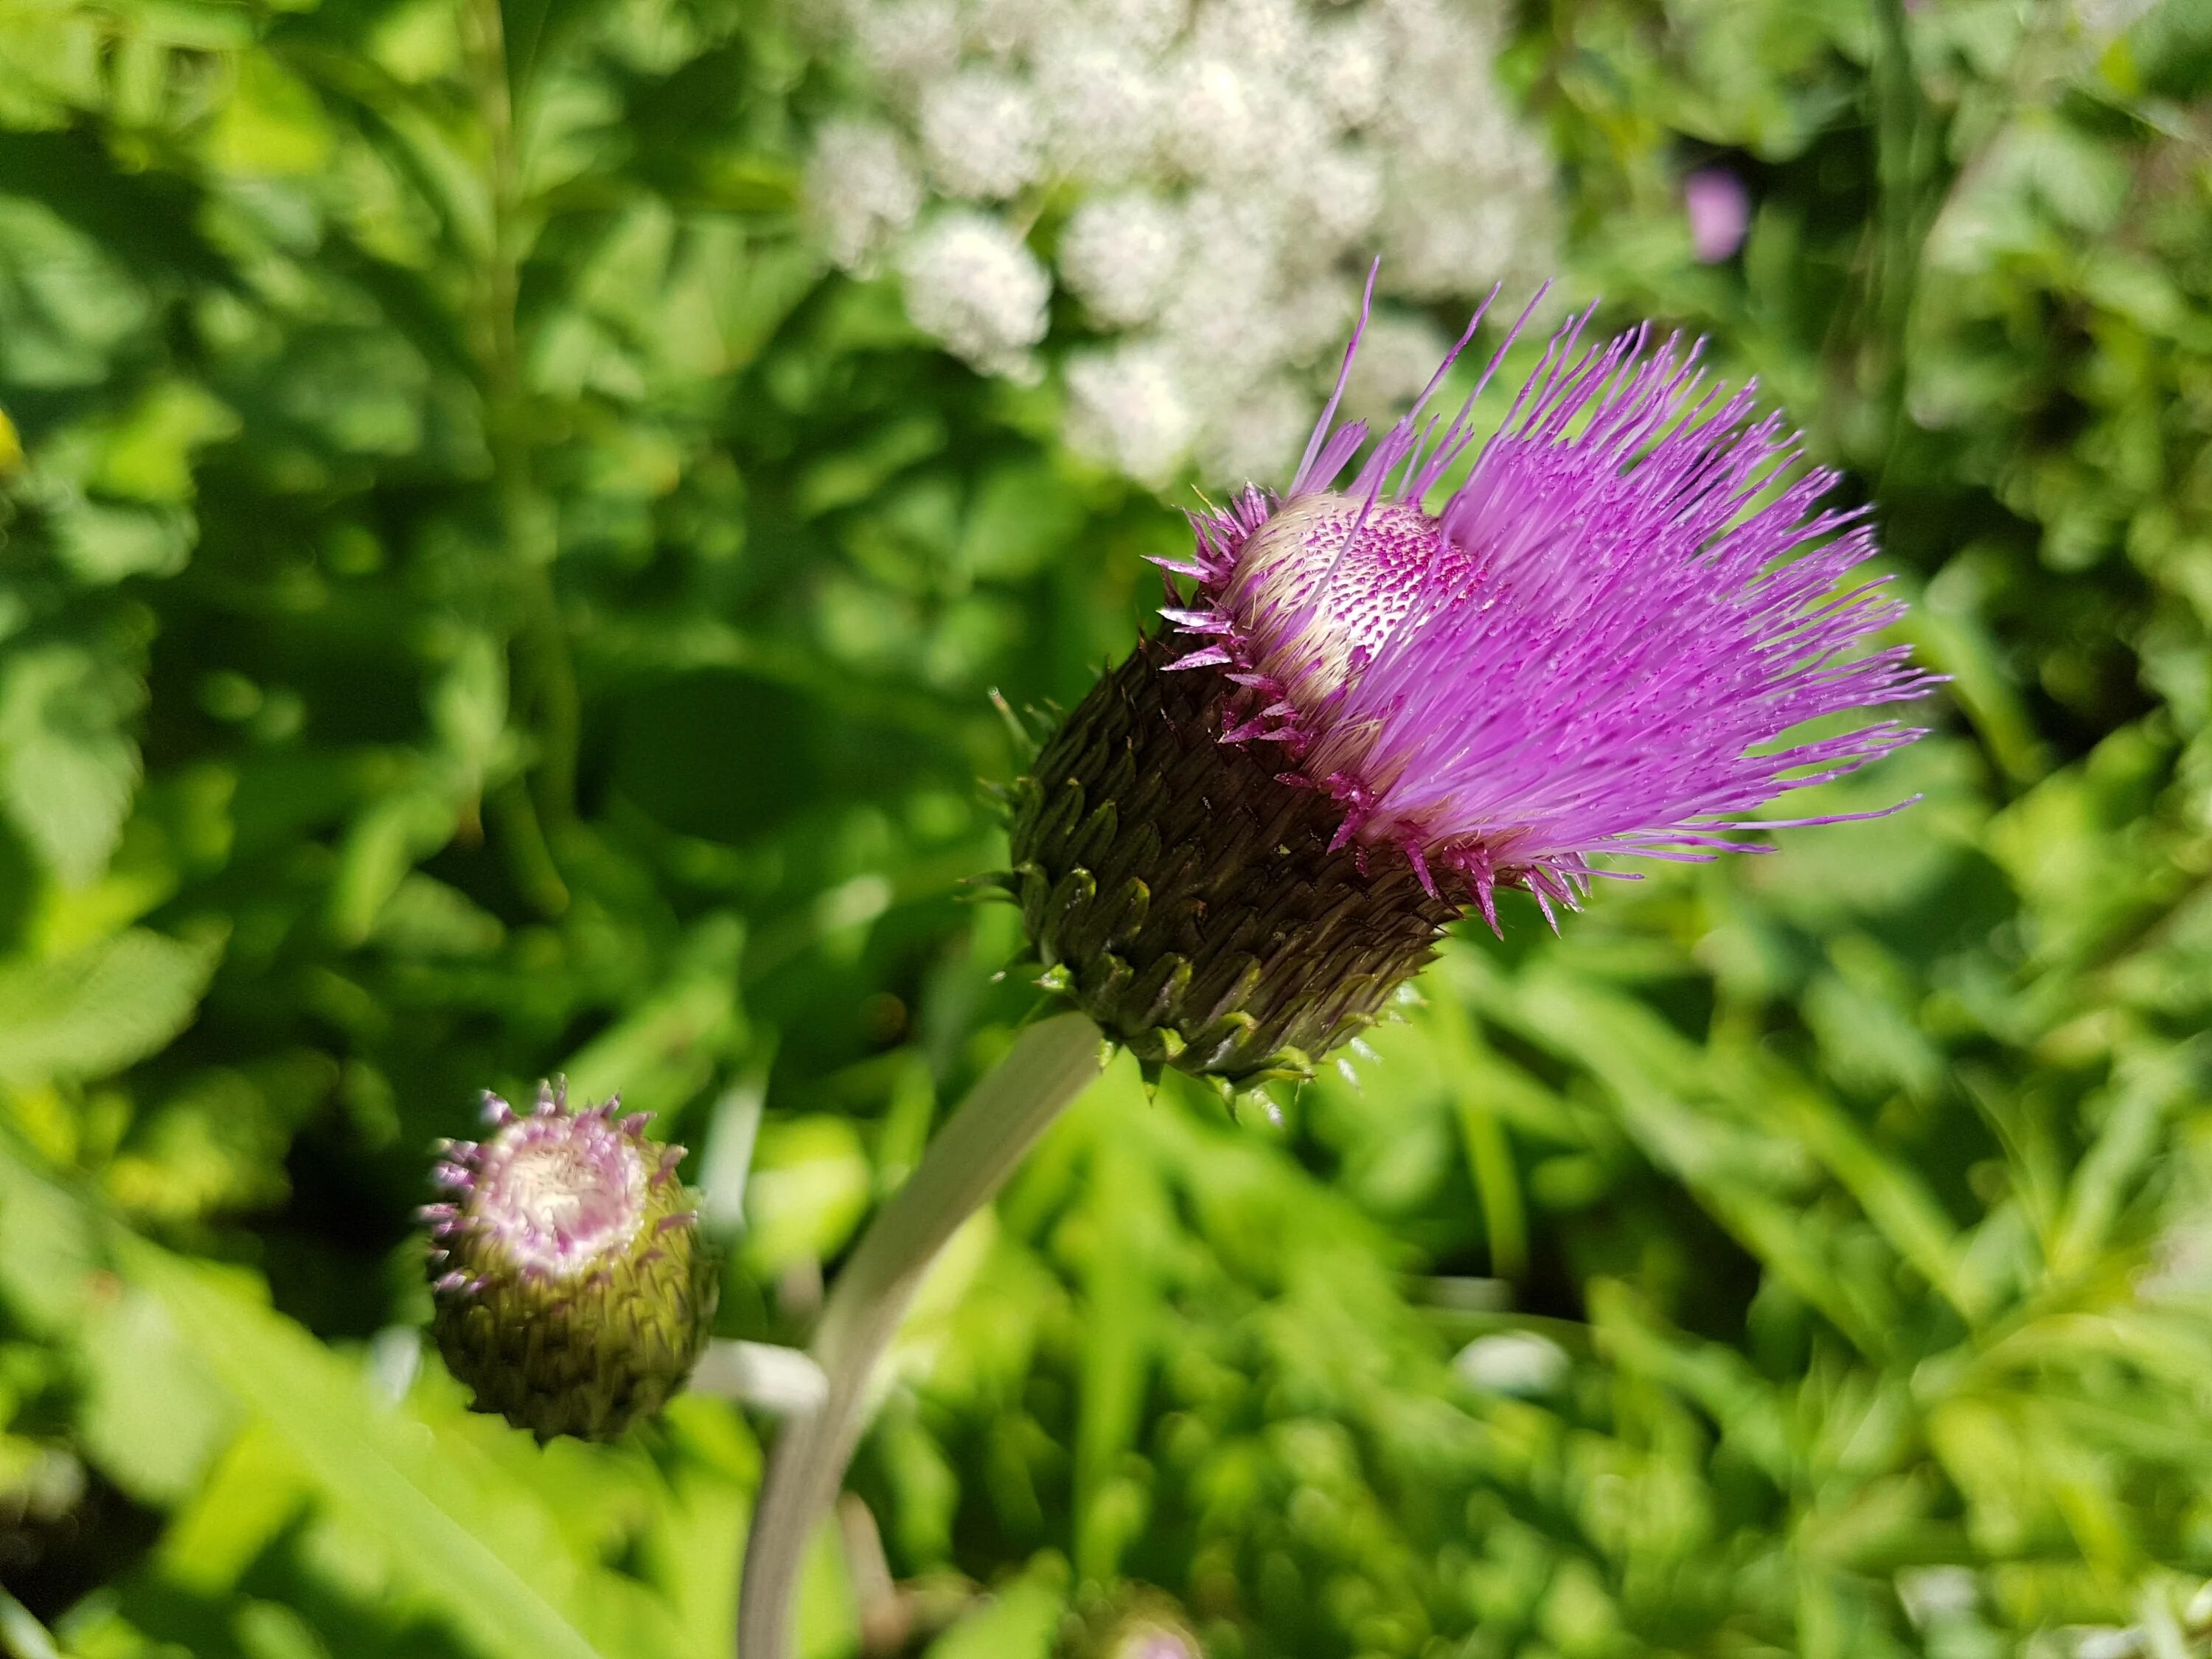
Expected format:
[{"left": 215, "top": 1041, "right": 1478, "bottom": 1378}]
[
  {"left": 1057, "top": 1587, "right": 1200, "bottom": 1659},
  {"left": 422, "top": 1082, "right": 717, "bottom": 1441},
  {"left": 1008, "top": 273, "right": 1938, "bottom": 1091}
]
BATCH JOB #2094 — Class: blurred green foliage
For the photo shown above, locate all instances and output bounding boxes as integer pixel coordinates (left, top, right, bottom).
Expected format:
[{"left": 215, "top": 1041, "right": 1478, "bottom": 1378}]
[{"left": 1, "top": 0, "right": 2210, "bottom": 1655}]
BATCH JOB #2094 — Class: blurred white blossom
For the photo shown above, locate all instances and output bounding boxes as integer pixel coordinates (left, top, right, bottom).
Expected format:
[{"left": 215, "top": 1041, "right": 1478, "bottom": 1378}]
[
  {"left": 804, "top": 119, "right": 922, "bottom": 273},
  {"left": 1034, "top": 29, "right": 1166, "bottom": 179},
  {"left": 1310, "top": 12, "right": 1388, "bottom": 126},
  {"left": 899, "top": 212, "right": 1050, "bottom": 380},
  {"left": 807, "top": 0, "right": 1558, "bottom": 487},
  {"left": 1060, "top": 192, "right": 1186, "bottom": 327},
  {"left": 1066, "top": 340, "right": 1200, "bottom": 485},
  {"left": 1097, "top": 0, "right": 1188, "bottom": 55},
  {"left": 1164, "top": 53, "right": 1284, "bottom": 179},
  {"left": 1304, "top": 145, "right": 1385, "bottom": 246},
  {"left": 1199, "top": 375, "right": 1310, "bottom": 488},
  {"left": 1192, "top": 0, "right": 1307, "bottom": 71},
  {"left": 853, "top": 0, "right": 961, "bottom": 88},
  {"left": 919, "top": 68, "right": 1043, "bottom": 198}
]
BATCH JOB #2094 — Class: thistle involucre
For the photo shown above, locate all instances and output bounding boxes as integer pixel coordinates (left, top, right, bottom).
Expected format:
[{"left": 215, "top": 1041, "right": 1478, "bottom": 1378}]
[
  {"left": 422, "top": 1082, "right": 717, "bottom": 1441},
  {"left": 1008, "top": 282, "right": 1938, "bottom": 1089}
]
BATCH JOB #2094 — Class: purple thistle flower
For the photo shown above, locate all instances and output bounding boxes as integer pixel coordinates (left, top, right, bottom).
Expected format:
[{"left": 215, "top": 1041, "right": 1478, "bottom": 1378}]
[
  {"left": 1004, "top": 271, "right": 1938, "bottom": 1091},
  {"left": 424, "top": 1080, "right": 716, "bottom": 1440},
  {"left": 1155, "top": 275, "right": 1938, "bottom": 931},
  {"left": 1684, "top": 167, "right": 1752, "bottom": 263}
]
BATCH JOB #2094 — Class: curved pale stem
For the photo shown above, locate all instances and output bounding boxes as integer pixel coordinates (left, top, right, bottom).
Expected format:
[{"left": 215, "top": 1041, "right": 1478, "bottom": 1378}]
[{"left": 735, "top": 1012, "right": 1107, "bottom": 1659}]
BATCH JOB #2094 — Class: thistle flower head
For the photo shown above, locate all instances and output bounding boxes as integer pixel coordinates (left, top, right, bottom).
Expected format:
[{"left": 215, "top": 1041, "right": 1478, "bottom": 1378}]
[
  {"left": 1006, "top": 275, "right": 1937, "bottom": 1091},
  {"left": 422, "top": 1082, "right": 717, "bottom": 1441},
  {"left": 1159, "top": 274, "right": 1939, "bottom": 928},
  {"left": 1057, "top": 1585, "right": 1200, "bottom": 1659}
]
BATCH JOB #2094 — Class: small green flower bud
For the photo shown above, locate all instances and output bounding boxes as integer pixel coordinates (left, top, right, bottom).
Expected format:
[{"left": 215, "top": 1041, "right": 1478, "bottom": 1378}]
[
  {"left": 1057, "top": 1585, "right": 1201, "bottom": 1659},
  {"left": 422, "top": 1082, "right": 717, "bottom": 1441}
]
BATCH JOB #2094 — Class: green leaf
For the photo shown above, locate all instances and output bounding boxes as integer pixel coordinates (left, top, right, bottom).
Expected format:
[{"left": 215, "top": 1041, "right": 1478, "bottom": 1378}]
[
  {"left": 89, "top": 378, "right": 240, "bottom": 501},
  {"left": 0, "top": 1586, "right": 60, "bottom": 1659},
  {"left": 203, "top": 52, "right": 334, "bottom": 175},
  {"left": 47, "top": 497, "right": 196, "bottom": 582},
  {"left": 560, "top": 912, "right": 747, "bottom": 1115},
  {"left": 122, "top": 1240, "right": 671, "bottom": 1659},
  {"left": 151, "top": 1422, "right": 316, "bottom": 1596},
  {"left": 0, "top": 195, "right": 148, "bottom": 387},
  {"left": 957, "top": 462, "right": 1085, "bottom": 582},
  {"left": 0, "top": 1126, "right": 102, "bottom": 1333},
  {"left": 741, "top": 1115, "right": 872, "bottom": 1276},
  {"left": 326, "top": 785, "right": 459, "bottom": 946},
  {"left": 0, "top": 639, "right": 143, "bottom": 886},
  {"left": 0, "top": 927, "right": 221, "bottom": 1087},
  {"left": 76, "top": 1281, "right": 237, "bottom": 1502},
  {"left": 921, "top": 1564, "right": 1063, "bottom": 1659}
]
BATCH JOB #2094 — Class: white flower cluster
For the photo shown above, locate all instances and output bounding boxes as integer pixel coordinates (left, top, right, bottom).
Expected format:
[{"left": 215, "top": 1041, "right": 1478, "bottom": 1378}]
[{"left": 804, "top": 0, "right": 1557, "bottom": 487}]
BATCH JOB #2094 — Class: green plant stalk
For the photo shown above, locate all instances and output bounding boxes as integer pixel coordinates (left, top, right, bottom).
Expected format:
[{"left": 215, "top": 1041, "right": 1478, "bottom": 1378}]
[{"left": 735, "top": 1012, "right": 1107, "bottom": 1659}]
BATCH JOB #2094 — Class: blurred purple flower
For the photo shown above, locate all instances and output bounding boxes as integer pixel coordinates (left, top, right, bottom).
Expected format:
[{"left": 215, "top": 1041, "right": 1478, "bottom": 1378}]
[
  {"left": 1157, "top": 275, "right": 1937, "bottom": 928},
  {"left": 1684, "top": 167, "right": 1751, "bottom": 262}
]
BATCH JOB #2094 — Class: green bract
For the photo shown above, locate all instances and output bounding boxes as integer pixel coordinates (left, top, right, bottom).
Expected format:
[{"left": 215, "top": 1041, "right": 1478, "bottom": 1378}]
[{"left": 1004, "top": 635, "right": 1456, "bottom": 1092}]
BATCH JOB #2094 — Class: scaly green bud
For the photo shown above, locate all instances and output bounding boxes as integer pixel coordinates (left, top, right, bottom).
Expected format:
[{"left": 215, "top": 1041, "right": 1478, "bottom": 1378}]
[
  {"left": 422, "top": 1082, "right": 717, "bottom": 1441},
  {"left": 1057, "top": 1585, "right": 1201, "bottom": 1659},
  {"left": 1004, "top": 634, "right": 1455, "bottom": 1092}
]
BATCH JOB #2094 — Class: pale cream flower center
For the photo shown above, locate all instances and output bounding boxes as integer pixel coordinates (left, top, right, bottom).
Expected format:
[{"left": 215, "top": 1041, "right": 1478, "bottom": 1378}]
[
  {"left": 486, "top": 1132, "right": 647, "bottom": 1276},
  {"left": 1227, "top": 492, "right": 1460, "bottom": 705}
]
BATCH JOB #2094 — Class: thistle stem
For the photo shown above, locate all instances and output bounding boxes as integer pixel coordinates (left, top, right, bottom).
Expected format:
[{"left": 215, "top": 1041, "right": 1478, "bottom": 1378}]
[{"left": 735, "top": 1012, "right": 1106, "bottom": 1659}]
